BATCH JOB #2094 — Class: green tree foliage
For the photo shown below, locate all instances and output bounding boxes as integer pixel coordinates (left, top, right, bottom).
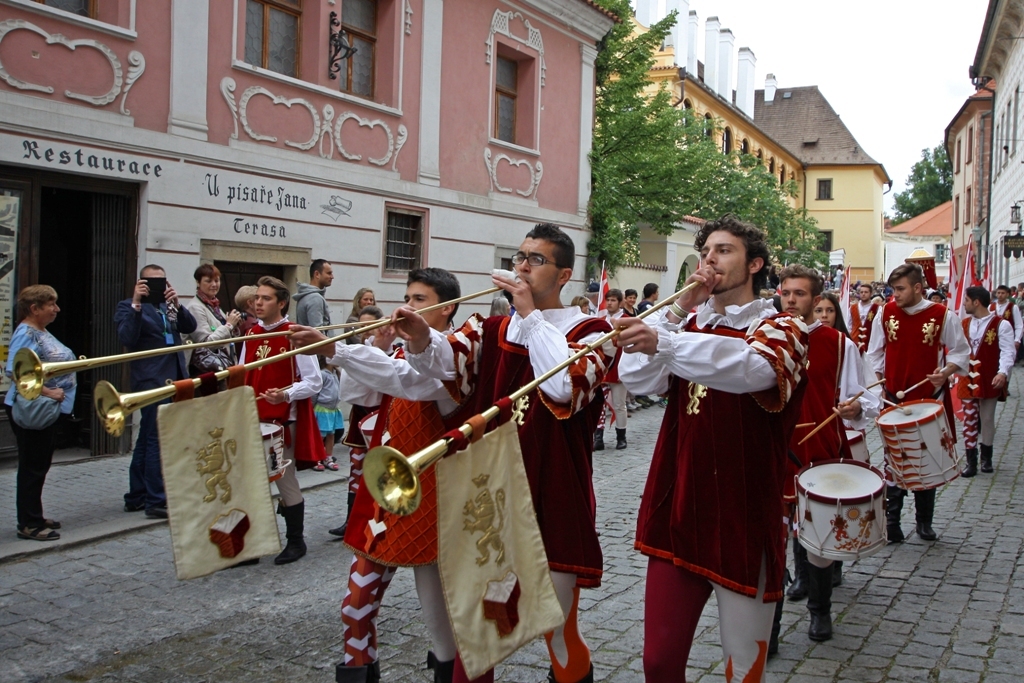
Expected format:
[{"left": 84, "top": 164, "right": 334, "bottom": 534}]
[
  {"left": 891, "top": 145, "right": 952, "bottom": 225},
  {"left": 589, "top": 0, "right": 825, "bottom": 275}
]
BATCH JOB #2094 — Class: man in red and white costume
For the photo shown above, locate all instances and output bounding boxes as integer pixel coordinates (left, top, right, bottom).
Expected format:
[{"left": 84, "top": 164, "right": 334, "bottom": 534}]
[
  {"left": 866, "top": 263, "right": 970, "bottom": 543},
  {"left": 991, "top": 285, "right": 1023, "bottom": 352},
  {"left": 595, "top": 288, "right": 628, "bottom": 451},
  {"left": 242, "top": 276, "right": 325, "bottom": 565},
  {"left": 614, "top": 216, "right": 809, "bottom": 683},
  {"left": 292, "top": 268, "right": 463, "bottom": 683},
  {"left": 850, "top": 283, "right": 879, "bottom": 353},
  {"left": 959, "top": 286, "right": 1014, "bottom": 477},
  {"left": 399, "top": 223, "right": 614, "bottom": 683},
  {"left": 775, "top": 265, "right": 881, "bottom": 646}
]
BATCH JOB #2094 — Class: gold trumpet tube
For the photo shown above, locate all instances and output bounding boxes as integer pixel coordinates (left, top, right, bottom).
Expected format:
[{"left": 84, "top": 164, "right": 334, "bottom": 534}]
[
  {"left": 94, "top": 285, "right": 503, "bottom": 436},
  {"left": 363, "top": 279, "right": 705, "bottom": 516},
  {"left": 15, "top": 317, "right": 381, "bottom": 401}
]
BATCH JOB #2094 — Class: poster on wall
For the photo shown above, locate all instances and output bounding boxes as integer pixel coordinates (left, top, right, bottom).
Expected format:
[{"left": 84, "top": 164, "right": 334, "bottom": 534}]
[{"left": 0, "top": 193, "right": 20, "bottom": 394}]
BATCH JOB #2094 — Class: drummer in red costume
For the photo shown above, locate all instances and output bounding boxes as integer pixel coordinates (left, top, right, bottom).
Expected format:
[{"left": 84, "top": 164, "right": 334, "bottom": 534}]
[
  {"left": 991, "top": 285, "right": 1023, "bottom": 352},
  {"left": 865, "top": 263, "right": 970, "bottom": 543},
  {"left": 614, "top": 216, "right": 809, "bottom": 683},
  {"left": 959, "top": 286, "right": 1014, "bottom": 477},
  {"left": 850, "top": 283, "right": 880, "bottom": 353},
  {"left": 774, "top": 265, "right": 880, "bottom": 646},
  {"left": 400, "top": 223, "right": 615, "bottom": 683},
  {"left": 292, "top": 268, "right": 464, "bottom": 683},
  {"left": 242, "top": 276, "right": 325, "bottom": 565}
]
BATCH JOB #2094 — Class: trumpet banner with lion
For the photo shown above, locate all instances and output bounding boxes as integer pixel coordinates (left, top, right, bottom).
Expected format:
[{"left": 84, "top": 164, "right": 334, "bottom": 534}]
[
  {"left": 157, "top": 387, "right": 280, "bottom": 580},
  {"left": 436, "top": 420, "right": 565, "bottom": 679}
]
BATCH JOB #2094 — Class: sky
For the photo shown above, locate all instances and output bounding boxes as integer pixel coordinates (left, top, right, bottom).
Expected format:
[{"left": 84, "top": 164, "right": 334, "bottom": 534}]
[{"left": 634, "top": 0, "right": 991, "bottom": 213}]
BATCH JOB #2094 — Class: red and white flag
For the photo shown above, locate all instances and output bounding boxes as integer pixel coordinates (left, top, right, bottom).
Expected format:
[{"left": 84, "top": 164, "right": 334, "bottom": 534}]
[
  {"left": 596, "top": 262, "right": 609, "bottom": 312},
  {"left": 839, "top": 264, "right": 852, "bottom": 331},
  {"left": 948, "top": 247, "right": 960, "bottom": 316}
]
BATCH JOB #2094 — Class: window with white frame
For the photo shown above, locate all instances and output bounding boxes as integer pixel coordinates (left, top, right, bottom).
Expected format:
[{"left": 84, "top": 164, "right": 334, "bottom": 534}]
[
  {"left": 245, "top": 0, "right": 300, "bottom": 78},
  {"left": 495, "top": 56, "right": 517, "bottom": 144}
]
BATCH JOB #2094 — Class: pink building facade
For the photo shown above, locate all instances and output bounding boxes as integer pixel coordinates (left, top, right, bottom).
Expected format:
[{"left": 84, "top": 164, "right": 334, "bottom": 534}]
[{"left": 0, "top": 0, "right": 613, "bottom": 455}]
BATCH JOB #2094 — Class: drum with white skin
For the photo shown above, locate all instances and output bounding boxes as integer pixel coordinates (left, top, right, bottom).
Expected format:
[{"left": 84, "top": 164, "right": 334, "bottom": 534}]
[
  {"left": 261, "top": 422, "right": 291, "bottom": 482},
  {"left": 845, "top": 429, "right": 870, "bottom": 463},
  {"left": 796, "top": 459, "right": 887, "bottom": 561},
  {"left": 875, "top": 399, "right": 959, "bottom": 491}
]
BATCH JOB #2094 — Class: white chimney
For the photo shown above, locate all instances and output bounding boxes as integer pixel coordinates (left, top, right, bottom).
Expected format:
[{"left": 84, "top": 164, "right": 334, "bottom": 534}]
[
  {"left": 667, "top": 0, "right": 689, "bottom": 67},
  {"left": 704, "top": 16, "right": 720, "bottom": 92},
  {"left": 736, "top": 47, "right": 756, "bottom": 117},
  {"left": 635, "top": 0, "right": 654, "bottom": 27},
  {"left": 718, "top": 29, "right": 734, "bottom": 100},
  {"left": 764, "top": 73, "right": 778, "bottom": 103},
  {"left": 687, "top": 10, "right": 698, "bottom": 74}
]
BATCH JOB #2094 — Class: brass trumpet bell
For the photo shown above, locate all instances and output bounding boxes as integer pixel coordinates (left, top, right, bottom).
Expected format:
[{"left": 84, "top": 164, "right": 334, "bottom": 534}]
[
  {"left": 13, "top": 348, "right": 45, "bottom": 400},
  {"left": 362, "top": 445, "right": 422, "bottom": 516},
  {"left": 93, "top": 380, "right": 176, "bottom": 438}
]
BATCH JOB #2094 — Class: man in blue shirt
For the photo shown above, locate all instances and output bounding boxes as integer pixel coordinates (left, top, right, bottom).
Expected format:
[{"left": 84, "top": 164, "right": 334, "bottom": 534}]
[{"left": 114, "top": 264, "right": 197, "bottom": 518}]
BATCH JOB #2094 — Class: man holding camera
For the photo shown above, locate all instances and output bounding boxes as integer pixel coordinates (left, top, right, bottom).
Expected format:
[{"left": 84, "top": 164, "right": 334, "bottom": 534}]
[{"left": 115, "top": 264, "right": 197, "bottom": 519}]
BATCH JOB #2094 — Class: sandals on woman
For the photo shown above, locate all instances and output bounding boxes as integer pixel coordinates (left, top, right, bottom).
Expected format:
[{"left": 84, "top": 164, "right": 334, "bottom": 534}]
[
  {"left": 17, "top": 525, "right": 60, "bottom": 541},
  {"left": 43, "top": 519, "right": 61, "bottom": 529}
]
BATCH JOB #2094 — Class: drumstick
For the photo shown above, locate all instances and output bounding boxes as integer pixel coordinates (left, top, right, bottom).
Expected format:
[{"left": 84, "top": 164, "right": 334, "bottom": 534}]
[
  {"left": 795, "top": 422, "right": 815, "bottom": 429},
  {"left": 895, "top": 377, "right": 931, "bottom": 400},
  {"left": 793, "top": 378, "right": 884, "bottom": 445},
  {"left": 880, "top": 397, "right": 912, "bottom": 415},
  {"left": 256, "top": 385, "right": 293, "bottom": 401}
]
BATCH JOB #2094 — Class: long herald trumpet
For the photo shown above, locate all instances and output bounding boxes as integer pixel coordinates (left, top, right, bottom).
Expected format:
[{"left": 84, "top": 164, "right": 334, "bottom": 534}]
[
  {"left": 16, "top": 316, "right": 392, "bottom": 401},
  {"left": 362, "top": 279, "right": 705, "bottom": 516},
  {"left": 93, "top": 285, "right": 503, "bottom": 437}
]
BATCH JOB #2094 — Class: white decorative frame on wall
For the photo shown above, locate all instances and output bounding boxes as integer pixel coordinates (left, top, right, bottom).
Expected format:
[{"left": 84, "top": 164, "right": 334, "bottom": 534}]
[
  {"left": 0, "top": 0, "right": 137, "bottom": 40},
  {"left": 484, "top": 148, "right": 543, "bottom": 200},
  {"left": 0, "top": 19, "right": 145, "bottom": 113},
  {"left": 229, "top": 0, "right": 407, "bottom": 118},
  {"left": 222, "top": 77, "right": 408, "bottom": 172},
  {"left": 486, "top": 9, "right": 543, "bottom": 156}
]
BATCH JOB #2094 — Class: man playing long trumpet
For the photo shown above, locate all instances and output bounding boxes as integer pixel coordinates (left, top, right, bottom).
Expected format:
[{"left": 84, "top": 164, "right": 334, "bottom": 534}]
[
  {"left": 613, "top": 216, "right": 809, "bottom": 683},
  {"left": 291, "top": 268, "right": 465, "bottom": 683},
  {"left": 865, "top": 263, "right": 969, "bottom": 543},
  {"left": 242, "top": 276, "right": 325, "bottom": 565},
  {"left": 396, "top": 223, "right": 615, "bottom": 683},
  {"left": 774, "top": 265, "right": 880, "bottom": 646}
]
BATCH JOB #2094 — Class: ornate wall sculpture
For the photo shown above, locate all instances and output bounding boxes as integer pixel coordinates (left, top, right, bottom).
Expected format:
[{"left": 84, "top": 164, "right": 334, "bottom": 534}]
[
  {"left": 484, "top": 148, "right": 543, "bottom": 200},
  {"left": 485, "top": 10, "right": 545, "bottom": 87},
  {"left": 0, "top": 19, "right": 145, "bottom": 114}
]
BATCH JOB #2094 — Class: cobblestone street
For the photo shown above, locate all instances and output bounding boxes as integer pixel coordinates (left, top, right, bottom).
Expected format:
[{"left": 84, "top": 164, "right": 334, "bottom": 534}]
[{"left": 2, "top": 372, "right": 1024, "bottom": 682}]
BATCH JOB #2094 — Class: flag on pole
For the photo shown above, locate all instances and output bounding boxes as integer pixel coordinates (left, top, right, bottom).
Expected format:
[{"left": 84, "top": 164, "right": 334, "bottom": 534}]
[
  {"left": 839, "top": 264, "right": 852, "bottom": 331},
  {"left": 955, "top": 239, "right": 974, "bottom": 318},
  {"left": 948, "top": 247, "right": 960, "bottom": 316},
  {"left": 596, "top": 262, "right": 609, "bottom": 312}
]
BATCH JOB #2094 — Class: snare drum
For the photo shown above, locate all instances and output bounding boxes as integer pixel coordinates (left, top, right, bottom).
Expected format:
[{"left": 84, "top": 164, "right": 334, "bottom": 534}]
[
  {"left": 261, "top": 422, "right": 290, "bottom": 482},
  {"left": 875, "top": 399, "right": 959, "bottom": 491},
  {"left": 845, "top": 430, "right": 869, "bottom": 463},
  {"left": 796, "top": 459, "right": 886, "bottom": 561}
]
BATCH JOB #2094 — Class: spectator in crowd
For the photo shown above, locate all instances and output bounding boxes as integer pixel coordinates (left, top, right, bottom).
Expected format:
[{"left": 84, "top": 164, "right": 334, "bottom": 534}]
[
  {"left": 294, "top": 259, "right": 334, "bottom": 329},
  {"left": 313, "top": 358, "right": 344, "bottom": 472},
  {"left": 115, "top": 265, "right": 197, "bottom": 519},
  {"left": 637, "top": 282, "right": 659, "bottom": 313},
  {"left": 345, "top": 288, "right": 376, "bottom": 344},
  {"left": 233, "top": 285, "right": 259, "bottom": 337},
  {"left": 5, "top": 285, "right": 77, "bottom": 541},
  {"left": 586, "top": 282, "right": 599, "bottom": 314},
  {"left": 929, "top": 291, "right": 946, "bottom": 305},
  {"left": 571, "top": 295, "right": 591, "bottom": 314},
  {"left": 815, "top": 291, "right": 851, "bottom": 337},
  {"left": 185, "top": 264, "right": 242, "bottom": 376},
  {"left": 622, "top": 288, "right": 638, "bottom": 316},
  {"left": 489, "top": 296, "right": 510, "bottom": 317}
]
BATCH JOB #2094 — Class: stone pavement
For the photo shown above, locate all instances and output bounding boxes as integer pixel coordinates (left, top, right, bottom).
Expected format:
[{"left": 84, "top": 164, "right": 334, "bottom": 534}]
[{"left": 1, "top": 373, "right": 1023, "bottom": 682}]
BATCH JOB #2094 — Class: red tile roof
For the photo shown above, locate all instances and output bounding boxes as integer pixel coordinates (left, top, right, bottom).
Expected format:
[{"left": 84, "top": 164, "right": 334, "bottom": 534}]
[{"left": 886, "top": 201, "right": 952, "bottom": 237}]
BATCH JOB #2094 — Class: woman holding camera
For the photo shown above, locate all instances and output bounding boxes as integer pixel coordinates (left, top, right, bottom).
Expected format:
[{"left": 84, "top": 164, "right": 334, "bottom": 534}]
[
  {"left": 4, "top": 285, "right": 77, "bottom": 541},
  {"left": 185, "top": 264, "right": 242, "bottom": 375}
]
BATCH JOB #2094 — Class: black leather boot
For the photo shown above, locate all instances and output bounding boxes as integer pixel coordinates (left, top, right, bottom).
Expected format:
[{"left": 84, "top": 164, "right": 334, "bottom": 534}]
[
  {"left": 787, "top": 538, "right": 809, "bottom": 601},
  {"left": 769, "top": 597, "right": 784, "bottom": 655},
  {"left": 275, "top": 501, "right": 307, "bottom": 564},
  {"left": 335, "top": 661, "right": 380, "bottom": 683},
  {"left": 832, "top": 560, "right": 843, "bottom": 588},
  {"left": 615, "top": 428, "right": 627, "bottom": 450},
  {"left": 330, "top": 491, "right": 356, "bottom": 537},
  {"left": 806, "top": 563, "right": 833, "bottom": 642},
  {"left": 593, "top": 428, "right": 605, "bottom": 451},
  {"left": 961, "top": 448, "right": 978, "bottom": 478},
  {"left": 426, "top": 651, "right": 454, "bottom": 683},
  {"left": 886, "top": 485, "right": 905, "bottom": 544},
  {"left": 980, "top": 443, "right": 994, "bottom": 473},
  {"left": 914, "top": 489, "right": 937, "bottom": 541}
]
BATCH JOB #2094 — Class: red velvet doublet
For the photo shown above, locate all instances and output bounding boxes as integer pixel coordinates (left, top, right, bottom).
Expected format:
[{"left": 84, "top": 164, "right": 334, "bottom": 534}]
[
  {"left": 635, "top": 319, "right": 806, "bottom": 602},
  {"left": 850, "top": 302, "right": 879, "bottom": 353},
  {"left": 957, "top": 316, "right": 1007, "bottom": 401}
]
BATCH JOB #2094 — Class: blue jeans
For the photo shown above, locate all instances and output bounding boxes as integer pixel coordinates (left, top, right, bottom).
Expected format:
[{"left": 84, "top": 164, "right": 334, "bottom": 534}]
[{"left": 124, "top": 401, "right": 168, "bottom": 510}]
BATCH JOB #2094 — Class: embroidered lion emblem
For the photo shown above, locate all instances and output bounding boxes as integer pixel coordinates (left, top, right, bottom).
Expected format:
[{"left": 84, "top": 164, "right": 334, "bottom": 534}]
[
  {"left": 196, "top": 428, "right": 237, "bottom": 503},
  {"left": 464, "top": 476, "right": 507, "bottom": 566}
]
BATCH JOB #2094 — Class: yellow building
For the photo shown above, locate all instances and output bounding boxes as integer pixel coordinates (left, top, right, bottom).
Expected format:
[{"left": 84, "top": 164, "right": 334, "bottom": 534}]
[{"left": 616, "top": 10, "right": 891, "bottom": 288}]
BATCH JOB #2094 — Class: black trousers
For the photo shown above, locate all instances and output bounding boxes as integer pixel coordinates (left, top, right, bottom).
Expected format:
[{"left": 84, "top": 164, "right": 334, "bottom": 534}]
[{"left": 4, "top": 404, "right": 58, "bottom": 529}]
